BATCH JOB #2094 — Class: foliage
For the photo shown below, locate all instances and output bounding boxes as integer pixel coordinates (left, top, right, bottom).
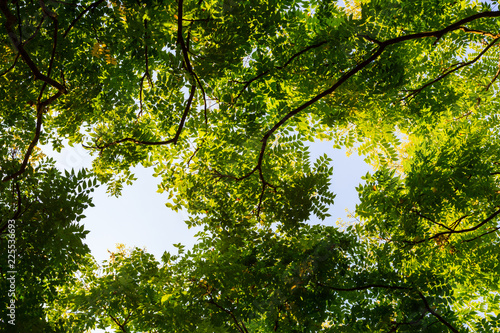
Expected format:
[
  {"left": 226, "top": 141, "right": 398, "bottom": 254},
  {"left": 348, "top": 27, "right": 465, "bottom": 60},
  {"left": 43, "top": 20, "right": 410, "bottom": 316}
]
[{"left": 2, "top": 0, "right": 500, "bottom": 331}]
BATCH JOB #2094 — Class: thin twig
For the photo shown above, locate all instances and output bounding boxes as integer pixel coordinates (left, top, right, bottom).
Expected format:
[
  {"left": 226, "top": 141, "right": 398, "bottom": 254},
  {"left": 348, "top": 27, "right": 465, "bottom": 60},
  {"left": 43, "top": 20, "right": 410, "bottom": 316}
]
[
  {"left": 462, "top": 226, "right": 500, "bottom": 243},
  {"left": 63, "top": 0, "right": 106, "bottom": 38},
  {"left": 84, "top": 86, "right": 197, "bottom": 150},
  {"left": 316, "top": 282, "right": 412, "bottom": 292},
  {"left": 0, "top": 54, "right": 19, "bottom": 77},
  {"left": 233, "top": 41, "right": 328, "bottom": 104},
  {"left": 404, "top": 37, "right": 499, "bottom": 101},
  {"left": 411, "top": 209, "right": 453, "bottom": 231},
  {"left": 405, "top": 207, "right": 500, "bottom": 245},
  {"left": 459, "top": 26, "right": 500, "bottom": 39},
  {"left": 417, "top": 291, "right": 459, "bottom": 333}
]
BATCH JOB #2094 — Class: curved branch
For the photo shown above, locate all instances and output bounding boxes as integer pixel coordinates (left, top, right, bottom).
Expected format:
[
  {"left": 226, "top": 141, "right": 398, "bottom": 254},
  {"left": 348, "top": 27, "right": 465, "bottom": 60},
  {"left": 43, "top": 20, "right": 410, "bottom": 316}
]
[
  {"left": 417, "top": 291, "right": 460, "bottom": 333},
  {"left": 63, "top": 0, "right": 106, "bottom": 38},
  {"left": 411, "top": 209, "right": 453, "bottom": 231},
  {"left": 0, "top": 0, "right": 67, "bottom": 93},
  {"left": 208, "top": 297, "right": 247, "bottom": 333},
  {"left": 85, "top": 85, "right": 197, "bottom": 150},
  {"left": 22, "top": 16, "right": 45, "bottom": 46},
  {"left": 38, "top": 3, "right": 60, "bottom": 104},
  {"left": 177, "top": 0, "right": 194, "bottom": 76},
  {"left": 0, "top": 53, "right": 19, "bottom": 77},
  {"left": 227, "top": 10, "right": 500, "bottom": 188},
  {"left": 485, "top": 57, "right": 500, "bottom": 91},
  {"left": 458, "top": 26, "right": 500, "bottom": 39},
  {"left": 233, "top": 41, "right": 328, "bottom": 103},
  {"left": 404, "top": 37, "right": 499, "bottom": 101},
  {"left": 406, "top": 207, "right": 500, "bottom": 245},
  {"left": 2, "top": 90, "right": 64, "bottom": 183},
  {"left": 462, "top": 226, "right": 500, "bottom": 243}
]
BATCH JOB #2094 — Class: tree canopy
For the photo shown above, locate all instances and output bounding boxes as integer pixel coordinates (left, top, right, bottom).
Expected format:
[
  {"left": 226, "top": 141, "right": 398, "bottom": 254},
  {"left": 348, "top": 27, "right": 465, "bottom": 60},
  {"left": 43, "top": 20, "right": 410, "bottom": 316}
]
[{"left": 1, "top": 0, "right": 500, "bottom": 331}]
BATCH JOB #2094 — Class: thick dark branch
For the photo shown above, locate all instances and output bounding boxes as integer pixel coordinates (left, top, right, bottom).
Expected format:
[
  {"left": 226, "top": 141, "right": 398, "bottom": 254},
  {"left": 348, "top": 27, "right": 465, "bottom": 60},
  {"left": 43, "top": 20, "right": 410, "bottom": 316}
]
[
  {"left": 138, "top": 74, "right": 146, "bottom": 117},
  {"left": 417, "top": 291, "right": 459, "bottom": 333},
  {"left": 63, "top": 0, "right": 106, "bottom": 38},
  {"left": 249, "top": 46, "right": 385, "bottom": 179},
  {"left": 13, "top": 182, "right": 21, "bottom": 219},
  {"left": 84, "top": 85, "right": 197, "bottom": 150},
  {"left": 430, "top": 11, "right": 500, "bottom": 44},
  {"left": 176, "top": 0, "right": 207, "bottom": 127},
  {"left": 143, "top": 19, "right": 152, "bottom": 86},
  {"left": 2, "top": 109, "right": 43, "bottom": 183},
  {"left": 2, "top": 4, "right": 63, "bottom": 183},
  {"left": 255, "top": 182, "right": 277, "bottom": 219},
  {"left": 0, "top": 0, "right": 67, "bottom": 93},
  {"left": 405, "top": 37, "right": 499, "bottom": 101},
  {"left": 177, "top": 0, "right": 194, "bottom": 76}
]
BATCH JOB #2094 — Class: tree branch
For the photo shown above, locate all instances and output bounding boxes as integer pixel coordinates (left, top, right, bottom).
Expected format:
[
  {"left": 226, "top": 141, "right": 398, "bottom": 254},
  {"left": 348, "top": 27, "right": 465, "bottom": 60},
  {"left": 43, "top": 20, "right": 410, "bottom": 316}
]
[
  {"left": 84, "top": 85, "right": 197, "bottom": 150},
  {"left": 2, "top": 90, "right": 64, "bottom": 182},
  {"left": 485, "top": 55, "right": 500, "bottom": 91},
  {"left": 38, "top": 1, "right": 60, "bottom": 104},
  {"left": 462, "top": 226, "right": 500, "bottom": 243},
  {"left": 22, "top": 15, "right": 45, "bottom": 46},
  {"left": 63, "top": 0, "right": 106, "bottom": 38},
  {"left": 228, "top": 10, "right": 500, "bottom": 190},
  {"left": 404, "top": 37, "right": 499, "bottom": 101},
  {"left": 458, "top": 26, "right": 500, "bottom": 39},
  {"left": 138, "top": 19, "right": 152, "bottom": 118},
  {"left": 316, "top": 281, "right": 412, "bottom": 292},
  {"left": 233, "top": 41, "right": 328, "bottom": 104},
  {"left": 208, "top": 296, "right": 247, "bottom": 333},
  {"left": 0, "top": 0, "right": 66, "bottom": 93},
  {"left": 406, "top": 207, "right": 500, "bottom": 245},
  {"left": 177, "top": 0, "right": 194, "bottom": 76},
  {"left": 417, "top": 291, "right": 459, "bottom": 333},
  {"left": 108, "top": 312, "right": 129, "bottom": 333},
  {"left": 0, "top": 53, "right": 19, "bottom": 77},
  {"left": 411, "top": 209, "right": 453, "bottom": 231}
]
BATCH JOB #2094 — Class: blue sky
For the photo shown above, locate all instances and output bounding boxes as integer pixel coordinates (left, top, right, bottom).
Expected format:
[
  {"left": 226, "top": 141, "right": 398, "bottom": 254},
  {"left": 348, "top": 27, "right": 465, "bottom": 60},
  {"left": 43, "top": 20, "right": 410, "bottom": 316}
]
[{"left": 42, "top": 139, "right": 371, "bottom": 264}]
